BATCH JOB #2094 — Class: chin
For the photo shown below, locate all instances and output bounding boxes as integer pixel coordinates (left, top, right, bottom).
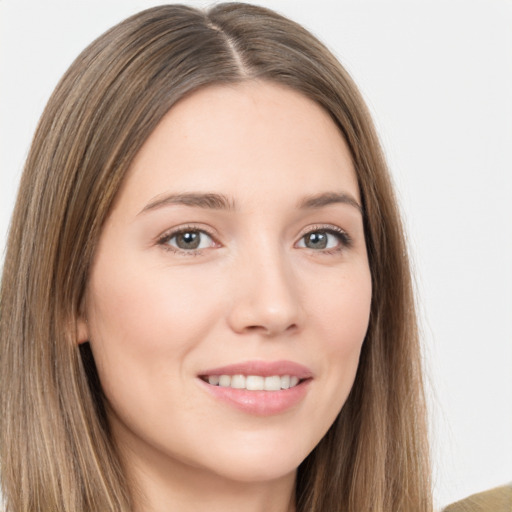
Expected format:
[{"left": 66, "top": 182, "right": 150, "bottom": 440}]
[
  {"left": 194, "top": 431, "right": 315, "bottom": 484},
  {"left": 208, "top": 456, "right": 300, "bottom": 484}
]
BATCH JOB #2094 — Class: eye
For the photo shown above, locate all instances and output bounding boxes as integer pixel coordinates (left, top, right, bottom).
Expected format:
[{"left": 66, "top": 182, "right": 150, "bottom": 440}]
[
  {"left": 296, "top": 227, "right": 351, "bottom": 251},
  {"left": 160, "top": 228, "right": 216, "bottom": 252}
]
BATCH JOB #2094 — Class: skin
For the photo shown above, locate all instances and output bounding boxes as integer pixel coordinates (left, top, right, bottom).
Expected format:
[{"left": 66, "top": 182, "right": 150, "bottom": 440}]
[{"left": 79, "top": 81, "right": 372, "bottom": 512}]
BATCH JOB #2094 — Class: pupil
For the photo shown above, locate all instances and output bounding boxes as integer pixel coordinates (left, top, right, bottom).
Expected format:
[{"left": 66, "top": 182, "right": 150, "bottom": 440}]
[
  {"left": 177, "top": 232, "right": 200, "bottom": 249},
  {"left": 307, "top": 232, "right": 327, "bottom": 249}
]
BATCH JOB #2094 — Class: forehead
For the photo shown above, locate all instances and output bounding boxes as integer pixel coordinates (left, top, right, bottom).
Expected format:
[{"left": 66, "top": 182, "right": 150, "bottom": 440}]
[{"left": 121, "top": 81, "right": 359, "bottom": 210}]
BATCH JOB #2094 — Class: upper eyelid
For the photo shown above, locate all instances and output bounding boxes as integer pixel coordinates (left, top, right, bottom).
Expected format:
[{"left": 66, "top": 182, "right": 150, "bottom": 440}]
[
  {"left": 157, "top": 224, "right": 219, "bottom": 243},
  {"left": 297, "top": 223, "right": 350, "bottom": 238}
]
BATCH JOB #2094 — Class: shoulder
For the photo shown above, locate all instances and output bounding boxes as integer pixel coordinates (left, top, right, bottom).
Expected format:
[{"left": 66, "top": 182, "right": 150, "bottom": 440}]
[{"left": 443, "top": 484, "right": 512, "bottom": 512}]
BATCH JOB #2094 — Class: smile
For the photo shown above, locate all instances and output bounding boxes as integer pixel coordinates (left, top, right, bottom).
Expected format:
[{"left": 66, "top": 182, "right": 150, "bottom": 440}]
[
  {"left": 201, "top": 374, "right": 301, "bottom": 391},
  {"left": 197, "top": 360, "right": 313, "bottom": 415}
]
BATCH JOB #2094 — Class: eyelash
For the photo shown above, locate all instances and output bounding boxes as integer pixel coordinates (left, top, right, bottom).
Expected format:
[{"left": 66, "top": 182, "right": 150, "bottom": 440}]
[
  {"left": 303, "top": 225, "right": 352, "bottom": 252},
  {"left": 157, "top": 225, "right": 218, "bottom": 255},
  {"left": 157, "top": 224, "right": 352, "bottom": 256}
]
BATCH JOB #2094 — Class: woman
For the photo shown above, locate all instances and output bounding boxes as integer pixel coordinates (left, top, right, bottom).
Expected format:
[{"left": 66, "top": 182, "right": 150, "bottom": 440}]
[{"left": 0, "top": 4, "right": 431, "bottom": 511}]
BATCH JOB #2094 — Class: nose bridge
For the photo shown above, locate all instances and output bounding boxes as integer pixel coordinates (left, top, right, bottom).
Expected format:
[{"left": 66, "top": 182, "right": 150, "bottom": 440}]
[{"left": 227, "top": 239, "right": 301, "bottom": 336}]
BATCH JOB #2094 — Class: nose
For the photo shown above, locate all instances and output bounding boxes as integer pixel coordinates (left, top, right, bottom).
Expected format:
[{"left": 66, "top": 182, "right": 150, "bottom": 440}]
[{"left": 227, "top": 246, "right": 302, "bottom": 337}]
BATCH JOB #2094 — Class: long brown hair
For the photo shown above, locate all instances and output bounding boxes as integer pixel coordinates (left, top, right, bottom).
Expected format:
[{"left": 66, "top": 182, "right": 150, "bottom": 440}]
[{"left": 0, "top": 3, "right": 431, "bottom": 511}]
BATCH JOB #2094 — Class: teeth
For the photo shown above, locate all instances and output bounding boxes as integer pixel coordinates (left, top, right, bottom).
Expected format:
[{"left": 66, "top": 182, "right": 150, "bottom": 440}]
[
  {"left": 264, "top": 375, "right": 281, "bottom": 391},
  {"left": 205, "top": 374, "right": 302, "bottom": 391},
  {"left": 219, "top": 375, "right": 231, "bottom": 387},
  {"left": 230, "top": 374, "right": 246, "bottom": 389},
  {"left": 208, "top": 375, "right": 220, "bottom": 386},
  {"left": 246, "top": 375, "right": 264, "bottom": 390}
]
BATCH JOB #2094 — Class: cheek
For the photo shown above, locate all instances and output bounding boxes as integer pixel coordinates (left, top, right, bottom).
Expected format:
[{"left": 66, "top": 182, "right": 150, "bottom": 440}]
[
  {"left": 314, "top": 267, "right": 372, "bottom": 353},
  {"left": 88, "top": 258, "right": 219, "bottom": 349},
  {"left": 84, "top": 256, "right": 226, "bottom": 410},
  {"left": 84, "top": 259, "right": 228, "bottom": 444},
  {"left": 306, "top": 267, "right": 371, "bottom": 419}
]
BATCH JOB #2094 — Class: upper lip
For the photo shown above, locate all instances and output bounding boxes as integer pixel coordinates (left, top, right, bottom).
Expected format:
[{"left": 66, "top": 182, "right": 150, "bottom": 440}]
[{"left": 198, "top": 360, "right": 314, "bottom": 379}]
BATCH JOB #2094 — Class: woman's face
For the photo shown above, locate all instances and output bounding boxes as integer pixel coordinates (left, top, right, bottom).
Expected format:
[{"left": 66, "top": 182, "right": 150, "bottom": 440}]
[{"left": 81, "top": 82, "right": 372, "bottom": 485}]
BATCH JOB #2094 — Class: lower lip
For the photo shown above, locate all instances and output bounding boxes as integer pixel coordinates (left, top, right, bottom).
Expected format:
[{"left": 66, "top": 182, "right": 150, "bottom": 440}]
[{"left": 198, "top": 379, "right": 311, "bottom": 416}]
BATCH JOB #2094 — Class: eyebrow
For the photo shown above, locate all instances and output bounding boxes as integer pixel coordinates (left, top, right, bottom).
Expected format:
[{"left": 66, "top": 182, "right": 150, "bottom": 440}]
[
  {"left": 139, "top": 192, "right": 235, "bottom": 215},
  {"left": 298, "top": 192, "right": 363, "bottom": 214},
  {"left": 139, "top": 190, "right": 362, "bottom": 215}
]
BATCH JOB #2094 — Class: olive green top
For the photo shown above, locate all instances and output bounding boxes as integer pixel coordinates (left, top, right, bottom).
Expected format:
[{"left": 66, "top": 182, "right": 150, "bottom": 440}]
[{"left": 443, "top": 484, "right": 512, "bottom": 512}]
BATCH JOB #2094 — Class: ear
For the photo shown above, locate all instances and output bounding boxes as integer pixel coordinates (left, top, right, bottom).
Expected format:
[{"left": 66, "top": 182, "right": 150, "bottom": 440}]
[
  {"left": 76, "top": 317, "right": 90, "bottom": 344},
  {"left": 75, "top": 294, "right": 90, "bottom": 344}
]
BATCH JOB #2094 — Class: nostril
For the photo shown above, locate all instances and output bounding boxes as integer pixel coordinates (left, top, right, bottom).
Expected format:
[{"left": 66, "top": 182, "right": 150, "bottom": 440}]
[{"left": 244, "top": 323, "right": 298, "bottom": 336}]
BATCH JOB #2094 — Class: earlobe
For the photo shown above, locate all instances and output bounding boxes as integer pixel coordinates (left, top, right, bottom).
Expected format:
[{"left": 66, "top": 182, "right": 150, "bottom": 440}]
[
  {"left": 76, "top": 317, "right": 90, "bottom": 344},
  {"left": 76, "top": 294, "right": 90, "bottom": 344}
]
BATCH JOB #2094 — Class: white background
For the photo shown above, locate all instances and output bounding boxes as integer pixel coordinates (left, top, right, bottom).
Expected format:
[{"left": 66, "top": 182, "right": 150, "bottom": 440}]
[{"left": 1, "top": 1, "right": 511, "bottom": 509}]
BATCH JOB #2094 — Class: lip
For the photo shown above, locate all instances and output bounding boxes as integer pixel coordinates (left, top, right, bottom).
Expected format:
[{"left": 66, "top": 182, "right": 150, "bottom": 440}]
[
  {"left": 197, "top": 360, "right": 313, "bottom": 416},
  {"left": 198, "top": 360, "right": 314, "bottom": 379}
]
